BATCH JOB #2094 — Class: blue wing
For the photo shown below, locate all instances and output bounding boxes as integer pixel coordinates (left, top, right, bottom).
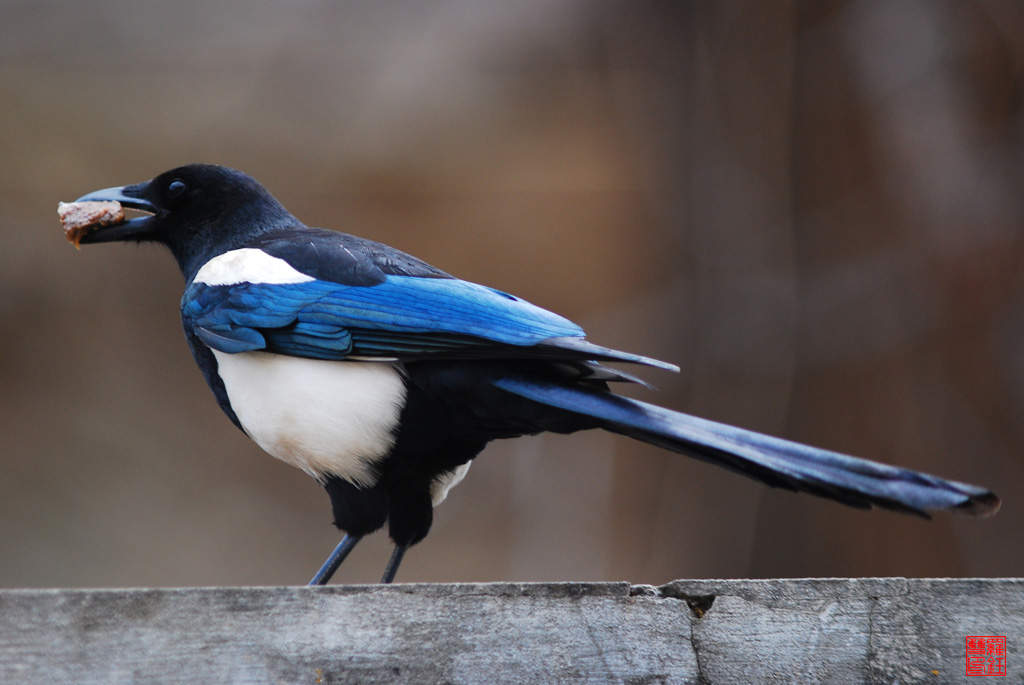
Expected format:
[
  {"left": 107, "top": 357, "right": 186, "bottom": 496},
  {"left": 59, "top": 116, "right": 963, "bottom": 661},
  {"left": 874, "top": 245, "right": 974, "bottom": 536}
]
[{"left": 181, "top": 275, "right": 586, "bottom": 361}]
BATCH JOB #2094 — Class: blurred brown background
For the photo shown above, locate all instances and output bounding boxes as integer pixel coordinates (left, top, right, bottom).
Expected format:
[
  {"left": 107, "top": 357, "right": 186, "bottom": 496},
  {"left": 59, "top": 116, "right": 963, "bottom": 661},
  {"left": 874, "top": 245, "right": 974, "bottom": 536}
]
[{"left": 1, "top": 1, "right": 1021, "bottom": 587}]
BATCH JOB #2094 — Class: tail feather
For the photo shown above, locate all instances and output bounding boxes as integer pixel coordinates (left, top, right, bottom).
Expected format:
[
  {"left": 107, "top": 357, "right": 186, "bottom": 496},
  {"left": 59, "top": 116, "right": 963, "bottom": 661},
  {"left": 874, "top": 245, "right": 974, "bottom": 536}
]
[{"left": 494, "top": 375, "right": 999, "bottom": 517}]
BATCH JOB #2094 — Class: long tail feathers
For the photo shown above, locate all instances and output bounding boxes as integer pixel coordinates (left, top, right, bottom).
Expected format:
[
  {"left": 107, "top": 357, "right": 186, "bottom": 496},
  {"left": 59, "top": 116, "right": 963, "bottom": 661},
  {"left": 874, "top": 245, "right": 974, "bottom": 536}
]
[{"left": 494, "top": 375, "right": 1000, "bottom": 517}]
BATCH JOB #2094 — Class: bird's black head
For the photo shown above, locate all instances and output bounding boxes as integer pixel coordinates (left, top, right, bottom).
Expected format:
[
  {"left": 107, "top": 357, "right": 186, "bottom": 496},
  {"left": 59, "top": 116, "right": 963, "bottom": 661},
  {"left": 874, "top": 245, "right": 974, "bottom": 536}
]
[{"left": 75, "top": 164, "right": 300, "bottom": 280}]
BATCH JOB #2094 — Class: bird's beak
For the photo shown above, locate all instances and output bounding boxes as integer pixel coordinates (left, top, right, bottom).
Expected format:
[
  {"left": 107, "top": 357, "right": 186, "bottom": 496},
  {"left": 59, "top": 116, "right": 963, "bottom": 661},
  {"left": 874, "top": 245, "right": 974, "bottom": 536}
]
[{"left": 73, "top": 184, "right": 158, "bottom": 243}]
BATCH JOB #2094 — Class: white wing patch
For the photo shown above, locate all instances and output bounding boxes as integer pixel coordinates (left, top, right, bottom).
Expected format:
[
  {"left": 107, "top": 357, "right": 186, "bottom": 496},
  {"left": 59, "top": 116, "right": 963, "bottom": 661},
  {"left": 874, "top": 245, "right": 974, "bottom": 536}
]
[
  {"left": 212, "top": 350, "right": 406, "bottom": 486},
  {"left": 195, "top": 248, "right": 315, "bottom": 286}
]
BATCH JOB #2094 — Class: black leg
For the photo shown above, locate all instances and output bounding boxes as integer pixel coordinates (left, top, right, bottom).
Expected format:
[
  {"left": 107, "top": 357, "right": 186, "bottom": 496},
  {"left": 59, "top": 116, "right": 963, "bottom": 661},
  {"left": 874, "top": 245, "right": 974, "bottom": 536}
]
[
  {"left": 309, "top": 533, "right": 362, "bottom": 586},
  {"left": 380, "top": 544, "right": 408, "bottom": 584}
]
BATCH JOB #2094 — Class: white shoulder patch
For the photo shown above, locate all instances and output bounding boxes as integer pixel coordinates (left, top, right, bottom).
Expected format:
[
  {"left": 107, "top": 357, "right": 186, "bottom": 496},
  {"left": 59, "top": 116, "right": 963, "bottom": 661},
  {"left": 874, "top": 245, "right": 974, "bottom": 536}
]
[{"left": 195, "top": 248, "right": 316, "bottom": 286}]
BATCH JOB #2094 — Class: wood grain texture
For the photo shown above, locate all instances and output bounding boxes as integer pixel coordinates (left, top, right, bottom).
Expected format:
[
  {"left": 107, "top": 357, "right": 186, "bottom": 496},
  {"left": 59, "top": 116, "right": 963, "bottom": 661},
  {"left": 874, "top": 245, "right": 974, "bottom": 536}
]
[{"left": 0, "top": 579, "right": 1020, "bottom": 684}]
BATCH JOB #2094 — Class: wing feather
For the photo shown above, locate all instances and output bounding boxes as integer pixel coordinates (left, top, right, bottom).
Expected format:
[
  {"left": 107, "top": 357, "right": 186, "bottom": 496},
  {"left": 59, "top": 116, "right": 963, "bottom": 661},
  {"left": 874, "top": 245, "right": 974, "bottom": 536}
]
[{"left": 182, "top": 274, "right": 585, "bottom": 361}]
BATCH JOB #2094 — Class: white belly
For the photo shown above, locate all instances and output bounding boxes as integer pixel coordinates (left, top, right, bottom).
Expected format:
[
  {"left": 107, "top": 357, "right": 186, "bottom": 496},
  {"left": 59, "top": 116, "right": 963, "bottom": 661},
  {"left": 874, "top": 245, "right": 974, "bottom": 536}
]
[
  {"left": 430, "top": 462, "right": 472, "bottom": 506},
  {"left": 212, "top": 350, "right": 407, "bottom": 486}
]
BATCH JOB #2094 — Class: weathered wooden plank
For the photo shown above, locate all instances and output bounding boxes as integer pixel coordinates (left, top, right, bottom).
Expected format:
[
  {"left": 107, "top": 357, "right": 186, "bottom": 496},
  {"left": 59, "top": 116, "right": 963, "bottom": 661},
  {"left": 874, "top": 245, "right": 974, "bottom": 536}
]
[
  {"left": 660, "top": 578, "right": 1023, "bottom": 683},
  {"left": 0, "top": 579, "right": 1020, "bottom": 684}
]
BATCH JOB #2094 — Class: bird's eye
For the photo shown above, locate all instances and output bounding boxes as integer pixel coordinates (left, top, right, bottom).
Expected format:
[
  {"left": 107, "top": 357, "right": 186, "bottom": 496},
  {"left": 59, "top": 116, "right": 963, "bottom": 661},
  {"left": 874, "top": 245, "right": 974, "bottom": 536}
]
[{"left": 167, "top": 180, "right": 187, "bottom": 198}]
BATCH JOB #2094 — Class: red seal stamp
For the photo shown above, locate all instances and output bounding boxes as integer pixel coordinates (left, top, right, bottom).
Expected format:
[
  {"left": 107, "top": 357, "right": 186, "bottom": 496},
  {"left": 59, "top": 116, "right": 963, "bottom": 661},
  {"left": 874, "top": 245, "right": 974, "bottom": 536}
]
[{"left": 966, "top": 636, "right": 1006, "bottom": 676}]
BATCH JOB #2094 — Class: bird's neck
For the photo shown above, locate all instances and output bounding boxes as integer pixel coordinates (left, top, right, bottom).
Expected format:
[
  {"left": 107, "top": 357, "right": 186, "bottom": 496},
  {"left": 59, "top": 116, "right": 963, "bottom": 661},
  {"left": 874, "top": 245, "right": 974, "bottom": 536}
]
[{"left": 174, "top": 206, "right": 302, "bottom": 283}]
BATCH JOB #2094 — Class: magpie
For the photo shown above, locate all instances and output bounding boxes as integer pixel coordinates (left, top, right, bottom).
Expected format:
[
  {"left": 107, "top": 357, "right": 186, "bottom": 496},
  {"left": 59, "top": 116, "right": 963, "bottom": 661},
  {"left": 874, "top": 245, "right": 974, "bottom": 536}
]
[{"left": 71, "top": 164, "right": 999, "bottom": 584}]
